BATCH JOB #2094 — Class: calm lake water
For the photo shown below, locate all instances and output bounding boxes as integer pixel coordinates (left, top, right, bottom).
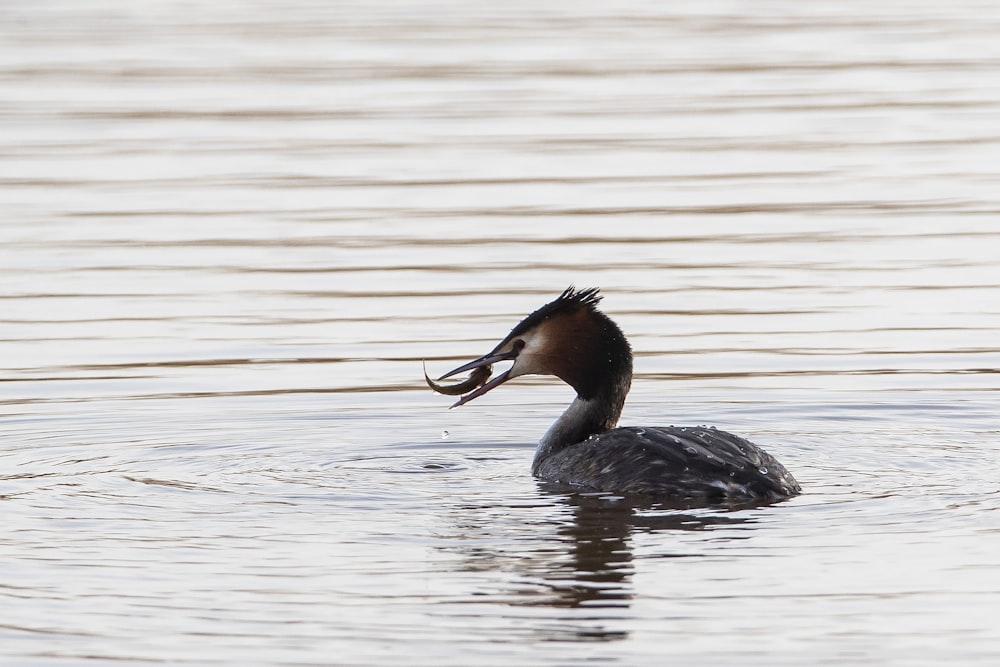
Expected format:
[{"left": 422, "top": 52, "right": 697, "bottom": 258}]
[{"left": 3, "top": 1, "right": 1000, "bottom": 665}]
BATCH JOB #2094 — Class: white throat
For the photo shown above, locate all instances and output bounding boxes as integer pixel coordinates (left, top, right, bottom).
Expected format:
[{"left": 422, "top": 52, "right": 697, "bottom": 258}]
[{"left": 533, "top": 395, "right": 619, "bottom": 472}]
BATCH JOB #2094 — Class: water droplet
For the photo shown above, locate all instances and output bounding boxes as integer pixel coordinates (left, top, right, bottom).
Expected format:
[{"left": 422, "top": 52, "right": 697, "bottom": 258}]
[
  {"left": 709, "top": 425, "right": 718, "bottom": 431},
  {"left": 729, "top": 471, "right": 736, "bottom": 477},
  {"left": 758, "top": 467, "right": 768, "bottom": 475},
  {"left": 441, "top": 430, "right": 450, "bottom": 440},
  {"left": 685, "top": 446, "right": 697, "bottom": 455},
  {"left": 635, "top": 428, "right": 646, "bottom": 436}
]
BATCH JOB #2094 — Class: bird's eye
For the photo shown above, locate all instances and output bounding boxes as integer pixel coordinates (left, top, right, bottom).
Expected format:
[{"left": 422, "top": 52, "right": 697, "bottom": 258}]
[{"left": 512, "top": 339, "right": 526, "bottom": 353}]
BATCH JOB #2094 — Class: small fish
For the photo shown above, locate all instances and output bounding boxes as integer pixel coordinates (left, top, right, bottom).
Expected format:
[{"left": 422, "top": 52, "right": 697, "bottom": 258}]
[{"left": 423, "top": 361, "right": 492, "bottom": 396}]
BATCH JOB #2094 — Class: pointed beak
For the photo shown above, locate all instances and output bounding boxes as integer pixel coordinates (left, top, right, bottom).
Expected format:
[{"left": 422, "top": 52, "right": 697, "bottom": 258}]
[{"left": 436, "top": 348, "right": 518, "bottom": 408}]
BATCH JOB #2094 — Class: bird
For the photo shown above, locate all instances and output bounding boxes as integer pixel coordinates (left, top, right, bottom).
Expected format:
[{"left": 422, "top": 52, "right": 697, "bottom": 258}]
[{"left": 426, "top": 287, "right": 800, "bottom": 506}]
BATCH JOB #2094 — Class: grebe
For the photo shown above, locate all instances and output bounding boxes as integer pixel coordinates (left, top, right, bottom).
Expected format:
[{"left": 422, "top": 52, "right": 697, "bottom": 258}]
[{"left": 427, "top": 287, "right": 800, "bottom": 505}]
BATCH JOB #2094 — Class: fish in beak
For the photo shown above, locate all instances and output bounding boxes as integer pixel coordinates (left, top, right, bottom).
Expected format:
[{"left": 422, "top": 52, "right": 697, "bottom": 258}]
[
  {"left": 424, "top": 345, "right": 520, "bottom": 408},
  {"left": 425, "top": 287, "right": 594, "bottom": 408}
]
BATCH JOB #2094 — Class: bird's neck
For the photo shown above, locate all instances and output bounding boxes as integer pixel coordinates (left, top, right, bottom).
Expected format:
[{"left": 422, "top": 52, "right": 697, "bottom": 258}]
[
  {"left": 531, "top": 306, "right": 633, "bottom": 468},
  {"left": 533, "top": 373, "right": 630, "bottom": 469}
]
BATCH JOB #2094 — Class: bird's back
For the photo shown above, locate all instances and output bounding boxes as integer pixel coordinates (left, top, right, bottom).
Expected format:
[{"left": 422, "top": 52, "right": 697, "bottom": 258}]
[{"left": 532, "top": 425, "right": 800, "bottom": 505}]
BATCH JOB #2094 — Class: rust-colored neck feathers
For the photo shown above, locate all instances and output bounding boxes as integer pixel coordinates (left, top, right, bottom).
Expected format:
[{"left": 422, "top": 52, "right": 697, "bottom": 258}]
[{"left": 536, "top": 305, "right": 631, "bottom": 402}]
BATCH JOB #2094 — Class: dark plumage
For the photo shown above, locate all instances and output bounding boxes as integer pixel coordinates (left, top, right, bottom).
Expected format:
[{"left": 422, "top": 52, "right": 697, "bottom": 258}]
[
  {"left": 428, "top": 287, "right": 800, "bottom": 506},
  {"left": 532, "top": 426, "right": 799, "bottom": 504}
]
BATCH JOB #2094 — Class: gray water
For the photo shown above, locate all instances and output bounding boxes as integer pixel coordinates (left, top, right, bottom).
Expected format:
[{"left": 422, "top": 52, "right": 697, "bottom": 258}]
[{"left": 3, "top": 1, "right": 1000, "bottom": 665}]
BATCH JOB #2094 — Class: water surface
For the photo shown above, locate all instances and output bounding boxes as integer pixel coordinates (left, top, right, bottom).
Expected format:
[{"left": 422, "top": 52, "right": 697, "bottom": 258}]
[{"left": 3, "top": 1, "right": 1000, "bottom": 665}]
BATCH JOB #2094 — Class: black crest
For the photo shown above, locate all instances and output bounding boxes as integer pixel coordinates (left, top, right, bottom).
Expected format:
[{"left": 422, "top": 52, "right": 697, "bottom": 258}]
[{"left": 501, "top": 286, "right": 603, "bottom": 343}]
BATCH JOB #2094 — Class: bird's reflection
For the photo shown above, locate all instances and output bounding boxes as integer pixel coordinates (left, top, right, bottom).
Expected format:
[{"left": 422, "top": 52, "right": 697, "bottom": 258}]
[
  {"left": 443, "top": 483, "right": 758, "bottom": 642},
  {"left": 531, "top": 483, "right": 756, "bottom": 609}
]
